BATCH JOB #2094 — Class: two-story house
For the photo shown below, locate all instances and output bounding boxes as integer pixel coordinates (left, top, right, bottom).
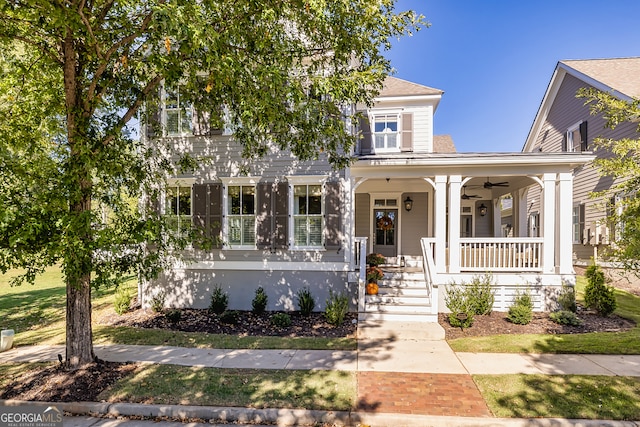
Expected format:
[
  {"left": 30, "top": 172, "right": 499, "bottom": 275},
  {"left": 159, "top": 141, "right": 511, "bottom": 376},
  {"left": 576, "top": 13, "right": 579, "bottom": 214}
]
[
  {"left": 143, "top": 76, "right": 593, "bottom": 321},
  {"left": 522, "top": 57, "right": 640, "bottom": 265}
]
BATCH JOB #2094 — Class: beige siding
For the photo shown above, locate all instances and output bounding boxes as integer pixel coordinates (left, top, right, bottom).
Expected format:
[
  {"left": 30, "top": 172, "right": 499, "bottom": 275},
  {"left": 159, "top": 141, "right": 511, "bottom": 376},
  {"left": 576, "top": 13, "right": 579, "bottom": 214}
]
[
  {"left": 400, "top": 192, "right": 428, "bottom": 256},
  {"left": 526, "top": 73, "right": 637, "bottom": 262}
]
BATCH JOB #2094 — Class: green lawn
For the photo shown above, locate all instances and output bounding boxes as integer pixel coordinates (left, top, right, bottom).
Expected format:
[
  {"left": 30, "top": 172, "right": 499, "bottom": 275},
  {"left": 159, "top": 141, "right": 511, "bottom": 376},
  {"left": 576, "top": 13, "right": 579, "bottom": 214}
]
[
  {"left": 476, "top": 374, "right": 640, "bottom": 420},
  {"left": 100, "top": 365, "right": 356, "bottom": 410},
  {"left": 448, "top": 275, "right": 640, "bottom": 354},
  {"left": 0, "top": 267, "right": 355, "bottom": 350}
]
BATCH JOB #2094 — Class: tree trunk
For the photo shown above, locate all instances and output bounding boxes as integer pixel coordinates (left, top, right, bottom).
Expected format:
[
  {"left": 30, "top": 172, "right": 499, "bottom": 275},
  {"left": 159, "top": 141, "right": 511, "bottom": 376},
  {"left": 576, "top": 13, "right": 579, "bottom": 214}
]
[{"left": 65, "top": 273, "right": 95, "bottom": 367}]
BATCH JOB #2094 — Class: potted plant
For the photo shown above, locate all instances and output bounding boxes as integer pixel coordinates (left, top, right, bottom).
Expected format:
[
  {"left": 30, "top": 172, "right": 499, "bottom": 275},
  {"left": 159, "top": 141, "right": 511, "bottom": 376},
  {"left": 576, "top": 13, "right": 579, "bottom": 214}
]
[
  {"left": 366, "top": 253, "right": 386, "bottom": 267},
  {"left": 365, "top": 266, "right": 384, "bottom": 295}
]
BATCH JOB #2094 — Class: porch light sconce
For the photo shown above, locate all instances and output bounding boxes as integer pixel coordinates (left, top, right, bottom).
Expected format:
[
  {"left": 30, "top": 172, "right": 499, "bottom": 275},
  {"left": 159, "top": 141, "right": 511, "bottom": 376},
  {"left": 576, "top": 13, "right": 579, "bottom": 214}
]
[
  {"left": 478, "top": 203, "right": 488, "bottom": 217},
  {"left": 404, "top": 196, "right": 413, "bottom": 212}
]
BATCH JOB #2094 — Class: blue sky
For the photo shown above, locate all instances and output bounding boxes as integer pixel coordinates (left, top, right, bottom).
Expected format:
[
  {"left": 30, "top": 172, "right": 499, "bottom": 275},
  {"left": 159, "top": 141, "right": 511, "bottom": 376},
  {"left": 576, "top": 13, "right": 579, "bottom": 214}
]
[{"left": 385, "top": 0, "right": 640, "bottom": 152}]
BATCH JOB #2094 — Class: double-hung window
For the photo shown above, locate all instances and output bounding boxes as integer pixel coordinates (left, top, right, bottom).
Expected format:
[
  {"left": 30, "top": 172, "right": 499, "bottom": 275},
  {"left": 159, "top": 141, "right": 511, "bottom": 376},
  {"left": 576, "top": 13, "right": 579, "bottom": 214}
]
[
  {"left": 165, "top": 184, "right": 192, "bottom": 237},
  {"left": 564, "top": 121, "right": 588, "bottom": 152},
  {"left": 293, "top": 184, "right": 323, "bottom": 247},
  {"left": 164, "top": 86, "right": 193, "bottom": 136},
  {"left": 572, "top": 204, "right": 585, "bottom": 244},
  {"left": 373, "top": 114, "right": 399, "bottom": 151},
  {"left": 227, "top": 185, "right": 256, "bottom": 247}
]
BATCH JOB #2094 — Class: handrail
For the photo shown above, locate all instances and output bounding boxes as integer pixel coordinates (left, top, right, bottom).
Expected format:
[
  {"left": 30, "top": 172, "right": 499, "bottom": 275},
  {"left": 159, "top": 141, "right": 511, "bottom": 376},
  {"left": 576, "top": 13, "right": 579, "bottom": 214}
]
[
  {"left": 420, "top": 237, "right": 436, "bottom": 298},
  {"left": 354, "top": 237, "right": 368, "bottom": 314}
]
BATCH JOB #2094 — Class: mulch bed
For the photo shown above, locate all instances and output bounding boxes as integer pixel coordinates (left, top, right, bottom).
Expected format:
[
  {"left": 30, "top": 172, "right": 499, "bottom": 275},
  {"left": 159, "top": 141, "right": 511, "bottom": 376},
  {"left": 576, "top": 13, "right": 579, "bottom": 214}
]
[
  {"left": 439, "top": 310, "right": 635, "bottom": 340},
  {"left": 99, "top": 308, "right": 358, "bottom": 339}
]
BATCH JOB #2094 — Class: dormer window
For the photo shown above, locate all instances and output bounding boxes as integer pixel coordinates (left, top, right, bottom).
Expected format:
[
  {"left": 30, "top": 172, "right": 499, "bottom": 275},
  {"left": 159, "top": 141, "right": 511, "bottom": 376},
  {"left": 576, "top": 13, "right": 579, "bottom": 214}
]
[{"left": 373, "top": 114, "right": 399, "bottom": 151}]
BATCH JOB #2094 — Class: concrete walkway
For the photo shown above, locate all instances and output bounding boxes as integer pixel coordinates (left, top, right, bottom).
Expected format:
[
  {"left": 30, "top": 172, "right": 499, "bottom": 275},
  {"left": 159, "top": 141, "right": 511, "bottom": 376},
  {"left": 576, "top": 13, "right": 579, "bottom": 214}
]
[{"left": 1, "top": 322, "right": 640, "bottom": 376}]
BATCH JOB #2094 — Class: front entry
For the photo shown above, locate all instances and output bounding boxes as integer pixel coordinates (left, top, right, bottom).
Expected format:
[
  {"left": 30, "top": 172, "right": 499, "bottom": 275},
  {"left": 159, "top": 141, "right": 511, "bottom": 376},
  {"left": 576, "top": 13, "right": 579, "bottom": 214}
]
[{"left": 373, "top": 209, "right": 397, "bottom": 257}]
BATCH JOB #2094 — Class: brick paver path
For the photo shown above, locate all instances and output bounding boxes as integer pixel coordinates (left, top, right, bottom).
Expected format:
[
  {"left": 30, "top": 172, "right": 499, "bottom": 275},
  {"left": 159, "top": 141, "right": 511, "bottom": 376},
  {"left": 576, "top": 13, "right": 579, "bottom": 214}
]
[{"left": 357, "top": 372, "right": 492, "bottom": 417}]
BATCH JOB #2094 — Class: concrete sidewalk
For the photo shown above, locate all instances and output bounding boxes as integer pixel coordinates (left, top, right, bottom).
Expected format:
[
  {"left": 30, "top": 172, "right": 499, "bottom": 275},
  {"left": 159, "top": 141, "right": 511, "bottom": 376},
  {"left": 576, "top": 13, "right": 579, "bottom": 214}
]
[{"left": 2, "top": 343, "right": 640, "bottom": 377}]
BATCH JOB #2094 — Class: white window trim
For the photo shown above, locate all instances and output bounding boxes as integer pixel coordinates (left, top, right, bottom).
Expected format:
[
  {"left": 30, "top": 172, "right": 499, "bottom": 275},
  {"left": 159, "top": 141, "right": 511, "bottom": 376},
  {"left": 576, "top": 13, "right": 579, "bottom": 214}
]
[
  {"left": 221, "top": 177, "right": 258, "bottom": 250},
  {"left": 287, "top": 175, "right": 327, "bottom": 250},
  {"left": 572, "top": 204, "right": 581, "bottom": 244},
  {"left": 370, "top": 112, "right": 401, "bottom": 153},
  {"left": 565, "top": 121, "right": 583, "bottom": 153},
  {"left": 162, "top": 85, "right": 194, "bottom": 137},
  {"left": 163, "top": 178, "right": 195, "bottom": 240}
]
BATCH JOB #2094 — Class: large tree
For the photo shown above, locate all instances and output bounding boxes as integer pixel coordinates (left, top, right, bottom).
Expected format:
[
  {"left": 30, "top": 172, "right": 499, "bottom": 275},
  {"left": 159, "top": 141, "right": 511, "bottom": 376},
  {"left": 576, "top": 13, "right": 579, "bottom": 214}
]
[
  {"left": 0, "top": 1, "right": 425, "bottom": 366},
  {"left": 579, "top": 88, "right": 640, "bottom": 273}
]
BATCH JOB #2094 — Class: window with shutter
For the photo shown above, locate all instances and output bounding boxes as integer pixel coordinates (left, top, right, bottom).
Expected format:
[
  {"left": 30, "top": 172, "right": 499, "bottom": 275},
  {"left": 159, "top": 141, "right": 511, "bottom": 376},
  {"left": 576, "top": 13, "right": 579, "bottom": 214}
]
[
  {"left": 227, "top": 184, "right": 256, "bottom": 247},
  {"left": 564, "top": 121, "right": 587, "bottom": 152}
]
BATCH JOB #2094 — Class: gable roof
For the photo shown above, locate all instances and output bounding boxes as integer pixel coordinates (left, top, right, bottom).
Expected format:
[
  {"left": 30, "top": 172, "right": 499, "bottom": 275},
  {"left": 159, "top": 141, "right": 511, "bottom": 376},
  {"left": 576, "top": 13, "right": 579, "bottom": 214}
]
[
  {"left": 379, "top": 76, "right": 443, "bottom": 98},
  {"left": 561, "top": 58, "right": 640, "bottom": 99},
  {"left": 433, "top": 134, "right": 456, "bottom": 153},
  {"left": 522, "top": 57, "right": 640, "bottom": 151}
]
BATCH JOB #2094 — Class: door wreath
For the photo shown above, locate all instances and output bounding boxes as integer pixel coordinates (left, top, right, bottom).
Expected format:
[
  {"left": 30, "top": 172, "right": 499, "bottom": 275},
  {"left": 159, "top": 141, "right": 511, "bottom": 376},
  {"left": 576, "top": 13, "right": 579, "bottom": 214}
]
[{"left": 377, "top": 215, "right": 393, "bottom": 231}]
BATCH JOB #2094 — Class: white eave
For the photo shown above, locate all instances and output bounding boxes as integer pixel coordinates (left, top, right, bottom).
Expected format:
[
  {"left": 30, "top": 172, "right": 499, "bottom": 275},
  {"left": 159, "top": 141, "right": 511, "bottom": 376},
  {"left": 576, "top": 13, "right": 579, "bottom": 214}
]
[{"left": 351, "top": 152, "right": 595, "bottom": 178}]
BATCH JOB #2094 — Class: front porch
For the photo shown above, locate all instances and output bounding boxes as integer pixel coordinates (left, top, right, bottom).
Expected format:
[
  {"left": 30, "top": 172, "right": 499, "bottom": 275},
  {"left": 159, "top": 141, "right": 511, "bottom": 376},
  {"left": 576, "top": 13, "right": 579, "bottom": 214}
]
[{"left": 348, "top": 153, "right": 594, "bottom": 321}]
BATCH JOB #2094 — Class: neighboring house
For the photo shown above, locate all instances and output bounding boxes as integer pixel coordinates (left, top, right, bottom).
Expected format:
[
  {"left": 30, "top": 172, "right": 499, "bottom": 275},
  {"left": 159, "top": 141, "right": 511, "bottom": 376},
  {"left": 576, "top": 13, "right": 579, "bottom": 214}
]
[
  {"left": 522, "top": 58, "right": 640, "bottom": 264},
  {"left": 142, "top": 76, "right": 592, "bottom": 321}
]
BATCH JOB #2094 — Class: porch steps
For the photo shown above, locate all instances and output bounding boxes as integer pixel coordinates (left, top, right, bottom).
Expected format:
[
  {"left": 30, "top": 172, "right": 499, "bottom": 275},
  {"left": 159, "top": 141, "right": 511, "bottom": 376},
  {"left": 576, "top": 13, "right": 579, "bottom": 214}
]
[{"left": 360, "top": 266, "right": 437, "bottom": 322}]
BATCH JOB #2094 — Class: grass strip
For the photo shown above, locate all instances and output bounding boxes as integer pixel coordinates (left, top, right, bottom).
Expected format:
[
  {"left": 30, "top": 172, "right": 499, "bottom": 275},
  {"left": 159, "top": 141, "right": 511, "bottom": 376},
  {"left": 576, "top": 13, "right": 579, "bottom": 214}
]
[
  {"left": 100, "top": 364, "right": 356, "bottom": 411},
  {"left": 475, "top": 374, "right": 640, "bottom": 420},
  {"left": 93, "top": 325, "right": 357, "bottom": 350}
]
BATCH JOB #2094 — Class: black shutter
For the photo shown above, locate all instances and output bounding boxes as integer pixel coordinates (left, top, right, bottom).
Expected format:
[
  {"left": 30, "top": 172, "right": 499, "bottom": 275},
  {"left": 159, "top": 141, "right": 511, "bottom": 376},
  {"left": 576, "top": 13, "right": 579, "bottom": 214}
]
[
  {"left": 145, "top": 87, "right": 162, "bottom": 139},
  {"left": 562, "top": 132, "right": 568, "bottom": 152},
  {"left": 579, "top": 203, "right": 586, "bottom": 243},
  {"left": 580, "top": 121, "right": 588, "bottom": 151},
  {"left": 192, "top": 183, "right": 222, "bottom": 249},
  {"left": 192, "top": 110, "right": 210, "bottom": 136},
  {"left": 274, "top": 182, "right": 289, "bottom": 249},
  {"left": 401, "top": 113, "right": 413, "bottom": 151},
  {"left": 324, "top": 181, "right": 342, "bottom": 251},
  {"left": 256, "top": 182, "right": 272, "bottom": 250},
  {"left": 358, "top": 114, "right": 372, "bottom": 154},
  {"left": 209, "top": 184, "right": 222, "bottom": 247}
]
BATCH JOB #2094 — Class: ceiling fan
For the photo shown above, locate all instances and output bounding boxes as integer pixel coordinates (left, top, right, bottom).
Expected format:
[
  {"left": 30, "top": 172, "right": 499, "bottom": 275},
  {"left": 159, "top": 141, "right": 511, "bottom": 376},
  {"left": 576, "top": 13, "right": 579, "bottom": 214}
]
[
  {"left": 484, "top": 179, "right": 509, "bottom": 189},
  {"left": 461, "top": 186, "right": 481, "bottom": 200}
]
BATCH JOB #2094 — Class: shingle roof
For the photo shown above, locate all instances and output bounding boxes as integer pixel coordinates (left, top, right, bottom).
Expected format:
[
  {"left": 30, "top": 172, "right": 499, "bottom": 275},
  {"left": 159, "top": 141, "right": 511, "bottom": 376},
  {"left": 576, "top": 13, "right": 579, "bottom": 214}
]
[
  {"left": 561, "top": 57, "right": 640, "bottom": 99},
  {"left": 433, "top": 134, "right": 456, "bottom": 153},
  {"left": 378, "top": 76, "right": 443, "bottom": 98}
]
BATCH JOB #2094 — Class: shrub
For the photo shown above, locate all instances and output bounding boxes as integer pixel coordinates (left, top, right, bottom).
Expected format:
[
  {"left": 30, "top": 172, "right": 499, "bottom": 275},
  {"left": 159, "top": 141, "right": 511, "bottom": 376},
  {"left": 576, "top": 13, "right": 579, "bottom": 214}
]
[
  {"left": 296, "top": 287, "right": 315, "bottom": 316},
  {"left": 150, "top": 291, "right": 166, "bottom": 313},
  {"left": 209, "top": 286, "right": 229, "bottom": 314},
  {"left": 271, "top": 312, "right": 292, "bottom": 328},
  {"left": 220, "top": 310, "right": 240, "bottom": 325},
  {"left": 366, "top": 253, "right": 386, "bottom": 266},
  {"left": 584, "top": 264, "right": 617, "bottom": 316},
  {"left": 444, "top": 283, "right": 474, "bottom": 328},
  {"left": 507, "top": 290, "right": 533, "bottom": 325},
  {"left": 465, "top": 274, "right": 495, "bottom": 315},
  {"left": 114, "top": 287, "right": 133, "bottom": 315},
  {"left": 165, "top": 309, "right": 182, "bottom": 324},
  {"left": 557, "top": 283, "right": 577, "bottom": 312},
  {"left": 252, "top": 287, "right": 268, "bottom": 314},
  {"left": 550, "top": 310, "right": 583, "bottom": 326},
  {"left": 325, "top": 290, "right": 349, "bottom": 326}
]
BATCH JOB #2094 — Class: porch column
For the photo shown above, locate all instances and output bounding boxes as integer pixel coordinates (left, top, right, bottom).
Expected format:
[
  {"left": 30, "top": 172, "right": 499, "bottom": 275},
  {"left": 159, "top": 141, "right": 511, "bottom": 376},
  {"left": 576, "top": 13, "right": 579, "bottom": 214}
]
[
  {"left": 515, "top": 189, "right": 528, "bottom": 237},
  {"left": 434, "top": 175, "right": 447, "bottom": 274},
  {"left": 542, "top": 173, "right": 556, "bottom": 274},
  {"left": 558, "top": 172, "right": 574, "bottom": 275},
  {"left": 449, "top": 175, "right": 462, "bottom": 273},
  {"left": 493, "top": 199, "right": 501, "bottom": 237}
]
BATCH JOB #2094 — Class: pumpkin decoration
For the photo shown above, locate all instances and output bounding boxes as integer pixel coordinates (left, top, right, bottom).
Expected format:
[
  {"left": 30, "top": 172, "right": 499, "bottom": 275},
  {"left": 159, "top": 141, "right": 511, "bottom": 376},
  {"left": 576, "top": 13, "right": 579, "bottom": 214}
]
[{"left": 366, "top": 281, "right": 379, "bottom": 295}]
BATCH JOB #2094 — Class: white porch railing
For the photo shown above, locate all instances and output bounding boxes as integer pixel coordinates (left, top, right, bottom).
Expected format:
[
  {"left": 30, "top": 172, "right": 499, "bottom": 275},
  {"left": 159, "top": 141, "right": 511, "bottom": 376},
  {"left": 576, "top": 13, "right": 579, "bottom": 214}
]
[
  {"left": 420, "top": 238, "right": 436, "bottom": 298},
  {"left": 459, "top": 238, "right": 543, "bottom": 272},
  {"left": 355, "top": 237, "right": 367, "bottom": 313}
]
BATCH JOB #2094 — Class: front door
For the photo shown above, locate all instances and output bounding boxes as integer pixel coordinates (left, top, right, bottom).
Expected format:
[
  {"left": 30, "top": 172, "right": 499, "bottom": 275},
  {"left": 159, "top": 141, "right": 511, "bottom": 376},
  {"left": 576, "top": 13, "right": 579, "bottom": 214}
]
[{"left": 373, "top": 209, "right": 397, "bottom": 257}]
